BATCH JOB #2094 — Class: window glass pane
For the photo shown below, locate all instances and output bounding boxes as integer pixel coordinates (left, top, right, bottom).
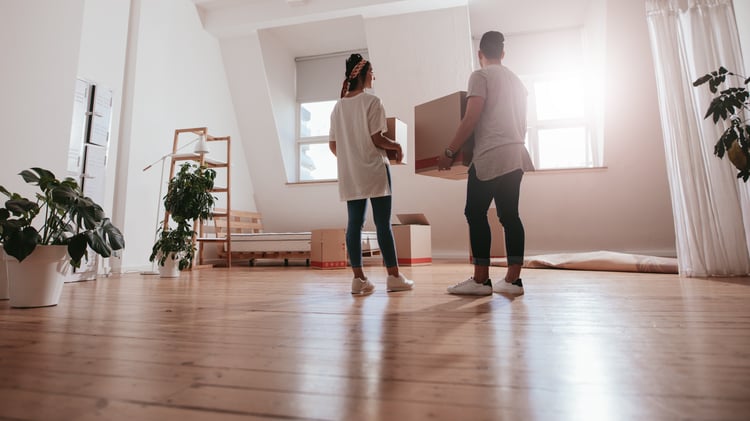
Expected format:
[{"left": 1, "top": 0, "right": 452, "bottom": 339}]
[
  {"left": 299, "top": 142, "right": 337, "bottom": 181},
  {"left": 538, "top": 127, "right": 589, "bottom": 169},
  {"left": 534, "top": 78, "right": 584, "bottom": 120},
  {"left": 300, "top": 101, "right": 336, "bottom": 137}
]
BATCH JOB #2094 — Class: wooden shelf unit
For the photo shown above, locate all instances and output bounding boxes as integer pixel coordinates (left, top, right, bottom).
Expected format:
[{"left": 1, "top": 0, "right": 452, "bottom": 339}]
[{"left": 164, "top": 127, "right": 232, "bottom": 268}]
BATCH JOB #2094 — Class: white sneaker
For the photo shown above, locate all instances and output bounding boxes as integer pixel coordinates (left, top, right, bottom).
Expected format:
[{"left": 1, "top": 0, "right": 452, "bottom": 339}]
[
  {"left": 386, "top": 273, "right": 414, "bottom": 292},
  {"left": 447, "top": 277, "right": 492, "bottom": 296},
  {"left": 493, "top": 278, "right": 524, "bottom": 295},
  {"left": 351, "top": 277, "right": 375, "bottom": 295}
]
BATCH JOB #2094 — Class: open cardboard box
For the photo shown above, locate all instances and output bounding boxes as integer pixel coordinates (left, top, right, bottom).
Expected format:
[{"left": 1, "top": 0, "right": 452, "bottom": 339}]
[
  {"left": 414, "top": 91, "right": 473, "bottom": 179},
  {"left": 393, "top": 213, "right": 432, "bottom": 266}
]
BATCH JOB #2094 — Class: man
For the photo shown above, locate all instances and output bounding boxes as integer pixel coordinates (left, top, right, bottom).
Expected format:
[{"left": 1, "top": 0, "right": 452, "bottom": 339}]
[{"left": 438, "top": 31, "right": 534, "bottom": 296}]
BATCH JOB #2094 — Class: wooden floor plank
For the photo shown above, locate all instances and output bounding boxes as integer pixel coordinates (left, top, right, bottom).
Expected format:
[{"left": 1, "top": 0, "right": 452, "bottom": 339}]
[{"left": 1, "top": 261, "right": 749, "bottom": 420}]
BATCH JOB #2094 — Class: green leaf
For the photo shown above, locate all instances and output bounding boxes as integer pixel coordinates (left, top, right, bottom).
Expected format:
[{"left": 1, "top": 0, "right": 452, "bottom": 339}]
[
  {"left": 693, "top": 74, "right": 712, "bottom": 86},
  {"left": 5, "top": 198, "right": 38, "bottom": 215},
  {"left": 67, "top": 234, "right": 88, "bottom": 268},
  {"left": 5, "top": 226, "right": 40, "bottom": 262},
  {"left": 85, "top": 230, "right": 112, "bottom": 258},
  {"left": 101, "top": 218, "right": 125, "bottom": 250}
]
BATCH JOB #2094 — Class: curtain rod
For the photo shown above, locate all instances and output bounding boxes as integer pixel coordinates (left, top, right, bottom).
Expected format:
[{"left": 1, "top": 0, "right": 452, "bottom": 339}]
[{"left": 295, "top": 48, "right": 368, "bottom": 62}]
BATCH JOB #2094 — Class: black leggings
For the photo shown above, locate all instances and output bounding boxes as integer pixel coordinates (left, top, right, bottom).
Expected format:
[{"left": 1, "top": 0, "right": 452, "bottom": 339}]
[{"left": 464, "top": 166, "right": 525, "bottom": 266}]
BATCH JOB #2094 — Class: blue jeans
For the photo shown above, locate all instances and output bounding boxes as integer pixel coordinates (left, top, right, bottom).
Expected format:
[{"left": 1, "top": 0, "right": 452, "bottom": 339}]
[
  {"left": 465, "top": 166, "right": 525, "bottom": 266},
  {"left": 346, "top": 196, "right": 398, "bottom": 268},
  {"left": 346, "top": 171, "right": 397, "bottom": 268}
]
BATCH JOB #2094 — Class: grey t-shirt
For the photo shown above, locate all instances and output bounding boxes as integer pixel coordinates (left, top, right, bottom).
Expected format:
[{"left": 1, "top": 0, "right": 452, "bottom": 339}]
[{"left": 467, "top": 64, "right": 534, "bottom": 180}]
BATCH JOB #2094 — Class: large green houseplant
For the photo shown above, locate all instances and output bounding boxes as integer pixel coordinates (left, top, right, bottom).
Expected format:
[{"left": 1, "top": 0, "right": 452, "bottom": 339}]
[
  {"left": 0, "top": 167, "right": 125, "bottom": 266},
  {"left": 149, "top": 162, "right": 216, "bottom": 271},
  {"left": 693, "top": 66, "right": 750, "bottom": 182}
]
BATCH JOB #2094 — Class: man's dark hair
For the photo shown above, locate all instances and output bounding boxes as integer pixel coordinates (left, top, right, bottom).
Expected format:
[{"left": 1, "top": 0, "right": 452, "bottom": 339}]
[{"left": 479, "top": 31, "right": 505, "bottom": 59}]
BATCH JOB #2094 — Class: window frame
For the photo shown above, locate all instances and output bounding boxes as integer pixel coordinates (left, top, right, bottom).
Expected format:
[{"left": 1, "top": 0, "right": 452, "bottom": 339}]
[
  {"left": 296, "top": 100, "right": 338, "bottom": 182},
  {"left": 523, "top": 73, "right": 600, "bottom": 170}
]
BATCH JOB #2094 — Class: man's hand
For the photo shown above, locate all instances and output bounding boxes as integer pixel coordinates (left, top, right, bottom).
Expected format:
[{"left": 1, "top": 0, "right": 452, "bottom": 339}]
[{"left": 438, "top": 154, "right": 454, "bottom": 171}]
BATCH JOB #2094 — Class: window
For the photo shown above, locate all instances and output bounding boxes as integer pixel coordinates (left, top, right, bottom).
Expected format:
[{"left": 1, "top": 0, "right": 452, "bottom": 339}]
[
  {"left": 524, "top": 74, "right": 598, "bottom": 170},
  {"left": 294, "top": 50, "right": 368, "bottom": 182},
  {"left": 297, "top": 100, "right": 337, "bottom": 181}
]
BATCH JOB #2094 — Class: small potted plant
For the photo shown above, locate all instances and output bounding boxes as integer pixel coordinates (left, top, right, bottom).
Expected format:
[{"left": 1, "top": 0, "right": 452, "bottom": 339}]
[
  {"left": 0, "top": 167, "right": 125, "bottom": 307},
  {"left": 149, "top": 224, "right": 195, "bottom": 277},
  {"left": 149, "top": 162, "right": 215, "bottom": 276},
  {"left": 693, "top": 66, "right": 750, "bottom": 182}
]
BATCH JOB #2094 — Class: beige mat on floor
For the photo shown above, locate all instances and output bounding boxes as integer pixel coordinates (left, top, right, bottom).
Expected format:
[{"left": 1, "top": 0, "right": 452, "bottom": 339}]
[{"left": 491, "top": 250, "right": 678, "bottom": 274}]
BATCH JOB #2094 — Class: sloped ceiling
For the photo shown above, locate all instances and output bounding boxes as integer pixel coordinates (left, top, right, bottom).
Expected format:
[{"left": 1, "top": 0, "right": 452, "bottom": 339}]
[{"left": 192, "top": 0, "right": 592, "bottom": 57}]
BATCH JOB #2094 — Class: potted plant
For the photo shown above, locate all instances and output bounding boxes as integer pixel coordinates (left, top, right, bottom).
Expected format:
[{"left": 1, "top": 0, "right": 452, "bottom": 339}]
[
  {"left": 693, "top": 66, "right": 750, "bottom": 182},
  {"left": 149, "top": 162, "right": 215, "bottom": 276},
  {"left": 150, "top": 224, "right": 195, "bottom": 277},
  {"left": 0, "top": 167, "right": 125, "bottom": 307}
]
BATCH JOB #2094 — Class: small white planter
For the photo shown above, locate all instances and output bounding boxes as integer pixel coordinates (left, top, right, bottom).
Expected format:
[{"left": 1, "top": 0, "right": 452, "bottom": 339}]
[
  {"left": 0, "top": 251, "right": 9, "bottom": 300},
  {"left": 158, "top": 253, "right": 181, "bottom": 278},
  {"left": 6, "top": 245, "right": 69, "bottom": 308}
]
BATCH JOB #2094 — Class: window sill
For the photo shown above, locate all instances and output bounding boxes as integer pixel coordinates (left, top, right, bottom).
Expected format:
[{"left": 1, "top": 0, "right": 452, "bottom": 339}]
[
  {"left": 528, "top": 166, "right": 607, "bottom": 175},
  {"left": 286, "top": 179, "right": 338, "bottom": 186}
]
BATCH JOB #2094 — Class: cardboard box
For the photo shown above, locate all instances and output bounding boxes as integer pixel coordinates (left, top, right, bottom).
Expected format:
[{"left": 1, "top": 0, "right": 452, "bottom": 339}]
[
  {"left": 384, "top": 117, "right": 407, "bottom": 165},
  {"left": 414, "top": 91, "right": 474, "bottom": 179},
  {"left": 392, "top": 214, "right": 432, "bottom": 266},
  {"left": 311, "top": 229, "right": 347, "bottom": 269}
]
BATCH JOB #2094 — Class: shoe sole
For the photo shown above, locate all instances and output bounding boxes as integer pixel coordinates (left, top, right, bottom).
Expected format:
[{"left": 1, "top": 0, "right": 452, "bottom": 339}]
[
  {"left": 493, "top": 289, "right": 524, "bottom": 295},
  {"left": 351, "top": 288, "right": 375, "bottom": 295},
  {"left": 387, "top": 286, "right": 413, "bottom": 292},
  {"left": 447, "top": 291, "right": 492, "bottom": 296}
]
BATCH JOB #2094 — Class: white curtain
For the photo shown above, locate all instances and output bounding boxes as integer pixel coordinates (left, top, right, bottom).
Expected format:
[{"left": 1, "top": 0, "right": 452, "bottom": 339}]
[{"left": 646, "top": 0, "right": 750, "bottom": 277}]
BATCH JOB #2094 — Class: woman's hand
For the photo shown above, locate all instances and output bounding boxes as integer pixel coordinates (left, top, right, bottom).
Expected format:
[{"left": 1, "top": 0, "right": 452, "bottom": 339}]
[{"left": 393, "top": 143, "right": 403, "bottom": 164}]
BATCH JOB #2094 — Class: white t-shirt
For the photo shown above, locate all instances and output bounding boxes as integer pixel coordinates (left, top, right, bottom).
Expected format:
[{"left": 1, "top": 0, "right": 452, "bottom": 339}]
[
  {"left": 467, "top": 64, "right": 535, "bottom": 180},
  {"left": 329, "top": 92, "right": 390, "bottom": 201}
]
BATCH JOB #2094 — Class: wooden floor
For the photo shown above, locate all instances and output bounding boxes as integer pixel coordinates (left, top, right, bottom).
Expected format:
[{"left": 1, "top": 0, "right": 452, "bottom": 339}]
[{"left": 1, "top": 260, "right": 749, "bottom": 421}]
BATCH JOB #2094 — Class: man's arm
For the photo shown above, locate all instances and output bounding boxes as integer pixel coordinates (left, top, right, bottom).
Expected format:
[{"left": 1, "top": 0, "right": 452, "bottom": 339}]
[{"left": 438, "top": 95, "right": 485, "bottom": 170}]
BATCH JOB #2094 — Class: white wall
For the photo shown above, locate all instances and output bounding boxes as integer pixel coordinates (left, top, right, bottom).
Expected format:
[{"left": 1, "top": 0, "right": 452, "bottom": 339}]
[
  {"left": 221, "top": 2, "right": 676, "bottom": 257},
  {"left": 1, "top": 0, "right": 679, "bottom": 267},
  {"left": 116, "top": 0, "right": 255, "bottom": 272},
  {"left": 0, "top": 0, "right": 85, "bottom": 193},
  {"left": 257, "top": 29, "right": 298, "bottom": 183},
  {"left": 77, "top": 0, "right": 131, "bottom": 218}
]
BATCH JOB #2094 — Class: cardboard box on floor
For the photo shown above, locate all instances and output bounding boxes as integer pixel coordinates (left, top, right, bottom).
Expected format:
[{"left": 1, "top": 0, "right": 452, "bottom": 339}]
[
  {"left": 393, "top": 213, "right": 432, "bottom": 266},
  {"left": 384, "top": 117, "right": 407, "bottom": 165},
  {"left": 311, "top": 229, "right": 347, "bottom": 269},
  {"left": 414, "top": 91, "right": 473, "bottom": 180}
]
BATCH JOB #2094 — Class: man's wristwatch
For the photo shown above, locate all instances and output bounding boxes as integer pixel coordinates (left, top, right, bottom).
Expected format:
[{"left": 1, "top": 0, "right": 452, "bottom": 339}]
[{"left": 444, "top": 148, "right": 456, "bottom": 159}]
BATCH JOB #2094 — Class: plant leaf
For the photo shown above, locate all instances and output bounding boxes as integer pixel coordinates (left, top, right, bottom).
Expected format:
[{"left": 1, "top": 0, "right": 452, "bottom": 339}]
[{"left": 67, "top": 234, "right": 88, "bottom": 268}]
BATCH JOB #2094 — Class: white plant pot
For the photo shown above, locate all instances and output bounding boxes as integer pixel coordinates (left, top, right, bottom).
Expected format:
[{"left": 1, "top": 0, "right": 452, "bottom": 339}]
[
  {"left": 6, "top": 245, "right": 69, "bottom": 308},
  {"left": 0, "top": 251, "right": 9, "bottom": 300},
  {"left": 159, "top": 253, "right": 181, "bottom": 278}
]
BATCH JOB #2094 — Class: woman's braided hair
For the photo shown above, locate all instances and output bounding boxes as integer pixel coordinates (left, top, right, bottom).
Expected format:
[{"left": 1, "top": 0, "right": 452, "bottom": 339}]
[{"left": 340, "top": 53, "right": 370, "bottom": 98}]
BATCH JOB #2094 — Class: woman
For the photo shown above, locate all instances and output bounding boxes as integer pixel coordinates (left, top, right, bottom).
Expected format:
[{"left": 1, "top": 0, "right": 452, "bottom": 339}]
[{"left": 328, "top": 54, "right": 414, "bottom": 295}]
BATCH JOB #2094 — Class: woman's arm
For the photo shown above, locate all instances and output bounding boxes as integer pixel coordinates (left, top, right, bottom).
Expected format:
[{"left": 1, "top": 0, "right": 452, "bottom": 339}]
[
  {"left": 329, "top": 139, "right": 336, "bottom": 156},
  {"left": 371, "top": 132, "right": 403, "bottom": 163}
]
